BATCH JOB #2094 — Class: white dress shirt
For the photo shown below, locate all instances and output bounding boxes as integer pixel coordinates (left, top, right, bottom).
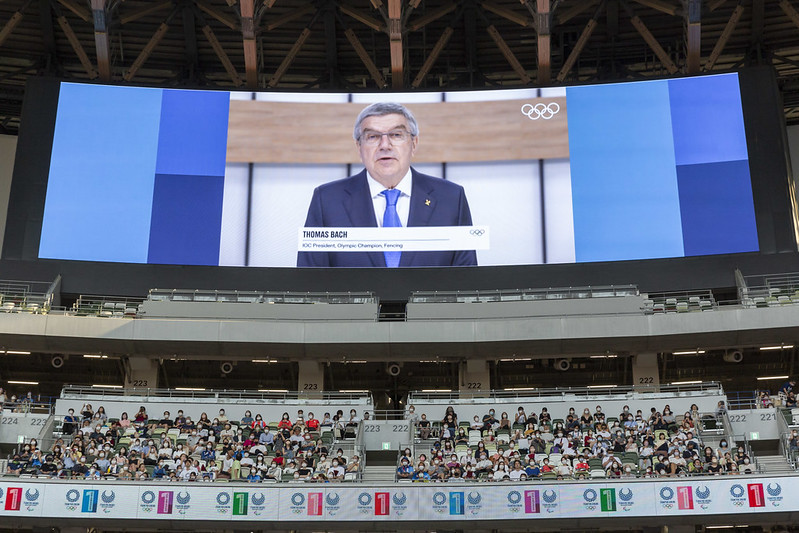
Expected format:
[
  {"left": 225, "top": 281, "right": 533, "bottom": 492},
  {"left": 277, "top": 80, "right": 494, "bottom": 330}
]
[{"left": 366, "top": 169, "right": 413, "bottom": 227}]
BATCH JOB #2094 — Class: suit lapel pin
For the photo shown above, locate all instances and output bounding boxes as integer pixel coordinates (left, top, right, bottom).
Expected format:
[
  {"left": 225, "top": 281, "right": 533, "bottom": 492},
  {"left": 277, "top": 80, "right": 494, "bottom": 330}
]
[{"left": 425, "top": 199, "right": 431, "bottom": 206}]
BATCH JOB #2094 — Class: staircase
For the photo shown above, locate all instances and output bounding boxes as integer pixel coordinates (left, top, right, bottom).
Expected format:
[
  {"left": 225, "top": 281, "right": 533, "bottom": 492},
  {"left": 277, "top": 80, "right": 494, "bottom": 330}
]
[
  {"left": 756, "top": 454, "right": 795, "bottom": 474},
  {"left": 361, "top": 465, "right": 397, "bottom": 482}
]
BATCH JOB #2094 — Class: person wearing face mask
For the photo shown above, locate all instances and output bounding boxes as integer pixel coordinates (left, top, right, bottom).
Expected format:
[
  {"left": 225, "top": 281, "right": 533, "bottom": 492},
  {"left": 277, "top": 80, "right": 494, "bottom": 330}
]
[
  {"left": 530, "top": 430, "right": 546, "bottom": 453},
  {"left": 482, "top": 409, "right": 498, "bottom": 431},
  {"left": 418, "top": 414, "right": 432, "bottom": 440},
  {"left": 514, "top": 407, "right": 527, "bottom": 425},
  {"left": 397, "top": 457, "right": 414, "bottom": 479},
  {"left": 593, "top": 405, "right": 605, "bottom": 424},
  {"left": 740, "top": 456, "right": 754, "bottom": 474},
  {"left": 470, "top": 415, "right": 483, "bottom": 431},
  {"left": 717, "top": 439, "right": 730, "bottom": 458},
  {"left": 278, "top": 412, "right": 293, "bottom": 430}
]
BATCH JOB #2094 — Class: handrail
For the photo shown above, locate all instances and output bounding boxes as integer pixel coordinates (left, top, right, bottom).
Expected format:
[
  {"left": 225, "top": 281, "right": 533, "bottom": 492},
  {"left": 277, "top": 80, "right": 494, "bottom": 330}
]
[
  {"left": 60, "top": 385, "right": 373, "bottom": 402},
  {"left": 147, "top": 289, "right": 377, "bottom": 304},
  {"left": 408, "top": 382, "right": 724, "bottom": 402},
  {"left": 409, "top": 285, "right": 639, "bottom": 303}
]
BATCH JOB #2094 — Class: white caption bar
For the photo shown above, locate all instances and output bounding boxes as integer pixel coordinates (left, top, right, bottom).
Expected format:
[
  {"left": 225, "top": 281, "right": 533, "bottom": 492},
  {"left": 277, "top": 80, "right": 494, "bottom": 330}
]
[{"left": 298, "top": 226, "right": 489, "bottom": 252}]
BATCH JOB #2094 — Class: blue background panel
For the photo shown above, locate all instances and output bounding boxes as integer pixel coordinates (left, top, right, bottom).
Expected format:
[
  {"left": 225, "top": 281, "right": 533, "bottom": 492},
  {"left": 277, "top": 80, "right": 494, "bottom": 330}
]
[
  {"left": 566, "top": 80, "right": 685, "bottom": 262},
  {"left": 147, "top": 173, "right": 225, "bottom": 266},
  {"left": 39, "top": 83, "right": 163, "bottom": 263},
  {"left": 154, "top": 89, "right": 230, "bottom": 177},
  {"left": 676, "top": 160, "right": 759, "bottom": 256},
  {"left": 668, "top": 74, "right": 749, "bottom": 166}
]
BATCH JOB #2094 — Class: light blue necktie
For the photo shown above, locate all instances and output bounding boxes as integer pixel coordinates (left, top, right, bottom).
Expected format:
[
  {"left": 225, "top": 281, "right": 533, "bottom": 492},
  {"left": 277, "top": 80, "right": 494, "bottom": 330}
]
[{"left": 381, "top": 189, "right": 402, "bottom": 267}]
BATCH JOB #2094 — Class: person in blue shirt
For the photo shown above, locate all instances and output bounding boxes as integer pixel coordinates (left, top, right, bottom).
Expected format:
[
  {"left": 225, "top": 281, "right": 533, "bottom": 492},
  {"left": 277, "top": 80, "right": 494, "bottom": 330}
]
[
  {"left": 152, "top": 461, "right": 167, "bottom": 479},
  {"left": 412, "top": 464, "right": 430, "bottom": 482},
  {"left": 397, "top": 457, "right": 414, "bottom": 480},
  {"left": 525, "top": 461, "right": 541, "bottom": 478},
  {"left": 200, "top": 443, "right": 216, "bottom": 463}
]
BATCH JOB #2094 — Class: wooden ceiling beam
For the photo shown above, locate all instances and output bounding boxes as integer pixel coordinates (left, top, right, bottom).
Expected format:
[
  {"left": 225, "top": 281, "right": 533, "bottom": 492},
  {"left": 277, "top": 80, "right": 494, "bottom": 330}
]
[
  {"left": 266, "top": 4, "right": 316, "bottom": 31},
  {"left": 487, "top": 24, "right": 531, "bottom": 83},
  {"left": 119, "top": 1, "right": 172, "bottom": 25},
  {"left": 537, "top": 0, "right": 551, "bottom": 84},
  {"left": 685, "top": 0, "right": 701, "bottom": 73},
  {"left": 56, "top": 0, "right": 90, "bottom": 22},
  {"left": 412, "top": 26, "right": 453, "bottom": 88},
  {"left": 344, "top": 27, "right": 387, "bottom": 88},
  {"left": 200, "top": 22, "right": 243, "bottom": 86},
  {"left": 91, "top": 0, "right": 111, "bottom": 81},
  {"left": 557, "top": 1, "right": 603, "bottom": 81},
  {"left": 632, "top": 0, "right": 680, "bottom": 16},
  {"left": 481, "top": 1, "right": 531, "bottom": 26},
  {"left": 196, "top": 0, "right": 239, "bottom": 31},
  {"left": 704, "top": 1, "right": 744, "bottom": 70},
  {"left": 779, "top": 0, "right": 799, "bottom": 31},
  {"left": 339, "top": 3, "right": 385, "bottom": 32},
  {"left": 388, "top": 0, "right": 403, "bottom": 89},
  {"left": 240, "top": 0, "right": 258, "bottom": 88},
  {"left": 408, "top": 2, "right": 457, "bottom": 32},
  {"left": 0, "top": 0, "right": 32, "bottom": 48},
  {"left": 556, "top": 0, "right": 598, "bottom": 25},
  {"left": 123, "top": 20, "right": 171, "bottom": 81},
  {"left": 622, "top": 0, "right": 678, "bottom": 73},
  {"left": 265, "top": 4, "right": 314, "bottom": 30},
  {"left": 267, "top": 27, "right": 311, "bottom": 87},
  {"left": 56, "top": 13, "right": 98, "bottom": 78}
]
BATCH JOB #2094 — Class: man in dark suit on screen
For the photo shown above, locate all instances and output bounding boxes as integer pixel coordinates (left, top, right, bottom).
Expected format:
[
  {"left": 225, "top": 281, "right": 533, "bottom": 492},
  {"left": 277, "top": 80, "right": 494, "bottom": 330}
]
[{"left": 297, "top": 102, "right": 477, "bottom": 268}]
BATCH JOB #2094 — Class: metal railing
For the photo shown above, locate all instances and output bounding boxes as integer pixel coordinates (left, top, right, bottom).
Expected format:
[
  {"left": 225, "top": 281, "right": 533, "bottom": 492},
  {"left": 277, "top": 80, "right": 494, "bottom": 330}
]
[
  {"left": 409, "top": 285, "right": 639, "bottom": 304},
  {"left": 73, "top": 295, "right": 144, "bottom": 318},
  {"left": 408, "top": 382, "right": 723, "bottom": 402},
  {"left": 147, "top": 289, "right": 377, "bottom": 305},
  {"left": 60, "top": 385, "right": 373, "bottom": 402}
]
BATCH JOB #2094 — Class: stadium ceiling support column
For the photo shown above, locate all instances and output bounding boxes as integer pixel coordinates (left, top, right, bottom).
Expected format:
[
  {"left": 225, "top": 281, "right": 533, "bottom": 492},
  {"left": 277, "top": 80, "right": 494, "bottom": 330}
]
[
  {"left": 91, "top": 0, "right": 111, "bottom": 81},
  {"left": 632, "top": 353, "right": 660, "bottom": 392},
  {"left": 343, "top": 25, "right": 388, "bottom": 88},
  {"left": 685, "top": 0, "right": 701, "bottom": 73},
  {"left": 486, "top": 24, "right": 532, "bottom": 83},
  {"left": 298, "top": 360, "right": 324, "bottom": 397},
  {"left": 240, "top": 0, "right": 258, "bottom": 88},
  {"left": 388, "top": 0, "right": 403, "bottom": 89},
  {"left": 460, "top": 359, "right": 490, "bottom": 398},
  {"left": 124, "top": 357, "right": 160, "bottom": 390},
  {"left": 536, "top": 0, "right": 552, "bottom": 84}
]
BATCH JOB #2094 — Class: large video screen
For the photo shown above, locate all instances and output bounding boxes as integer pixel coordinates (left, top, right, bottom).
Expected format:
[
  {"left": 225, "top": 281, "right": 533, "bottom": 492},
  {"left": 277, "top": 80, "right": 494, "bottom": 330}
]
[{"left": 34, "top": 74, "right": 759, "bottom": 268}]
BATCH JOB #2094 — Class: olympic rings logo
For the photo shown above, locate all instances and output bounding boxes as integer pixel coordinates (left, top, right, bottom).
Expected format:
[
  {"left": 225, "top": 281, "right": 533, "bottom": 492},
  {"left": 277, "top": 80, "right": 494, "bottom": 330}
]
[
  {"left": 521, "top": 102, "right": 560, "bottom": 120},
  {"left": 469, "top": 229, "right": 485, "bottom": 236}
]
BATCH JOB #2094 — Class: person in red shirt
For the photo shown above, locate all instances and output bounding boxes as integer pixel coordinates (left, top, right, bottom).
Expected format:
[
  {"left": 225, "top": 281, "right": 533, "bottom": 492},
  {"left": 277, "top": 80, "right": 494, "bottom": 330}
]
[
  {"left": 306, "top": 412, "right": 320, "bottom": 431},
  {"left": 277, "top": 412, "right": 293, "bottom": 430},
  {"left": 574, "top": 456, "right": 589, "bottom": 473},
  {"left": 250, "top": 414, "right": 267, "bottom": 430}
]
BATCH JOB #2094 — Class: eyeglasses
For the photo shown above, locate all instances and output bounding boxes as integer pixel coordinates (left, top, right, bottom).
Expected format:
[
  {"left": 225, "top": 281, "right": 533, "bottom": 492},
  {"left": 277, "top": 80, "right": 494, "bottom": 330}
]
[{"left": 359, "top": 129, "right": 413, "bottom": 146}]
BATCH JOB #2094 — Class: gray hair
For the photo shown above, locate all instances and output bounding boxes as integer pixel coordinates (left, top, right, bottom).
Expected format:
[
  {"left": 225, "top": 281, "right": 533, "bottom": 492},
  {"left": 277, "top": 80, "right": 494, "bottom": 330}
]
[{"left": 353, "top": 102, "right": 419, "bottom": 141}]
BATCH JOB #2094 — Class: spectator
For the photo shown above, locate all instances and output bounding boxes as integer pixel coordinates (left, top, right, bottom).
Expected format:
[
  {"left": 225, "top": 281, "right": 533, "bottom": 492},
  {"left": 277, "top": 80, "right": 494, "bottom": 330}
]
[
  {"left": 779, "top": 379, "right": 796, "bottom": 397},
  {"left": 240, "top": 410, "right": 253, "bottom": 426},
  {"left": 515, "top": 406, "right": 527, "bottom": 425},
  {"left": 277, "top": 412, "right": 292, "bottom": 430},
  {"left": 418, "top": 414, "right": 432, "bottom": 440}
]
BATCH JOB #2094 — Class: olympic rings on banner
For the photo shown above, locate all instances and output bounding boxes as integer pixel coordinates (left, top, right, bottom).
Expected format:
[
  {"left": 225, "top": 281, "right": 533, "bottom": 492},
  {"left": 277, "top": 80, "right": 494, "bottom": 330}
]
[{"left": 521, "top": 102, "right": 560, "bottom": 120}]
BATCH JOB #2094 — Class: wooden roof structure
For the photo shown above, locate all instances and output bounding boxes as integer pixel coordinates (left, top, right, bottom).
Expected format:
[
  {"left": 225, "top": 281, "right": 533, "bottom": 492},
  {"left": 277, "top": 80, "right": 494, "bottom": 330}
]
[{"left": 0, "top": 0, "right": 798, "bottom": 134}]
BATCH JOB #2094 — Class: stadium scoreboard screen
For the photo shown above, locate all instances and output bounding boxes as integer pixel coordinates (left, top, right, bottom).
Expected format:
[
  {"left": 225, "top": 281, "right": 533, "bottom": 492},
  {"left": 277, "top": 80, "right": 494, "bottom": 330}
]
[{"left": 3, "top": 67, "right": 797, "bottom": 297}]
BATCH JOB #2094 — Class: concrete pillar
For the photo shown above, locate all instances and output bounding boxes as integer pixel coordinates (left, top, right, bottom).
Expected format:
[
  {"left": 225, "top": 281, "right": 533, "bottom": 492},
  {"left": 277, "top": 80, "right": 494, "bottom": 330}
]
[
  {"left": 459, "top": 359, "right": 490, "bottom": 397},
  {"left": 298, "top": 360, "right": 325, "bottom": 395},
  {"left": 632, "top": 352, "right": 660, "bottom": 392},
  {"left": 124, "top": 357, "right": 159, "bottom": 389}
]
